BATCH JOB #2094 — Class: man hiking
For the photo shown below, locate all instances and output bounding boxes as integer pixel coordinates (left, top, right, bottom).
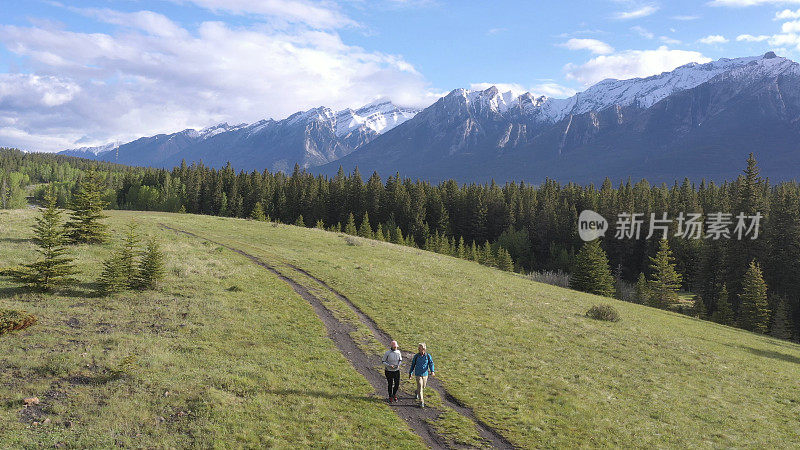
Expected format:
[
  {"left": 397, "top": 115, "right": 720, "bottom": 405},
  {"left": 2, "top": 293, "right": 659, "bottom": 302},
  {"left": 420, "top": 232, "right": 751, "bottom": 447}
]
[
  {"left": 408, "top": 343, "right": 435, "bottom": 408},
  {"left": 382, "top": 340, "right": 402, "bottom": 402}
]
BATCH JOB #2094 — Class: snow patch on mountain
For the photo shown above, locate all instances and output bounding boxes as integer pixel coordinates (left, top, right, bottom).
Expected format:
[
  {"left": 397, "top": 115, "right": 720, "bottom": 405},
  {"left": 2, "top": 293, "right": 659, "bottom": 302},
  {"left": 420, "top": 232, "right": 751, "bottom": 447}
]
[
  {"left": 449, "top": 53, "right": 799, "bottom": 124},
  {"left": 62, "top": 141, "right": 121, "bottom": 156},
  {"left": 335, "top": 99, "right": 420, "bottom": 137}
]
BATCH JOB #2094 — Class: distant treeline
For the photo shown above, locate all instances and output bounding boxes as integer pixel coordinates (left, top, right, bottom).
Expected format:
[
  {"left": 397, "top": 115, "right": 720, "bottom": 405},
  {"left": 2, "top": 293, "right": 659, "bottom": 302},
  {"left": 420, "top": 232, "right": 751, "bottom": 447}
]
[{"left": 2, "top": 147, "right": 798, "bottom": 339}]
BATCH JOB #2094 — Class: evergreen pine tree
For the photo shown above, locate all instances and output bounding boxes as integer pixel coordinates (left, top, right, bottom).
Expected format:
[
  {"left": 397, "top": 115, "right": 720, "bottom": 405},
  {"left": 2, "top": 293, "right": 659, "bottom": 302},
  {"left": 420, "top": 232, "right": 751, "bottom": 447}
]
[
  {"left": 496, "top": 248, "right": 514, "bottom": 272},
  {"left": 647, "top": 239, "right": 683, "bottom": 309},
  {"left": 692, "top": 294, "right": 707, "bottom": 319},
  {"left": 294, "top": 215, "right": 305, "bottom": 227},
  {"left": 120, "top": 224, "right": 140, "bottom": 288},
  {"left": 358, "top": 212, "right": 373, "bottom": 238},
  {"left": 315, "top": 219, "right": 325, "bottom": 229},
  {"left": 344, "top": 213, "right": 357, "bottom": 235},
  {"left": 569, "top": 240, "right": 616, "bottom": 297},
  {"left": 423, "top": 234, "right": 434, "bottom": 252},
  {"left": 98, "top": 253, "right": 127, "bottom": 294},
  {"left": 249, "top": 202, "right": 266, "bottom": 221},
  {"left": 770, "top": 296, "right": 793, "bottom": 340},
  {"left": 711, "top": 284, "right": 735, "bottom": 325},
  {"left": 635, "top": 273, "right": 650, "bottom": 304},
  {"left": 469, "top": 241, "right": 479, "bottom": 261},
  {"left": 12, "top": 186, "right": 78, "bottom": 291},
  {"left": 135, "top": 237, "right": 165, "bottom": 290},
  {"left": 480, "top": 241, "right": 495, "bottom": 266},
  {"left": 456, "top": 236, "right": 466, "bottom": 259},
  {"left": 65, "top": 168, "right": 109, "bottom": 244},
  {"left": 375, "top": 223, "right": 385, "bottom": 241},
  {"left": 738, "top": 261, "right": 770, "bottom": 333},
  {"left": 392, "top": 226, "right": 404, "bottom": 245}
]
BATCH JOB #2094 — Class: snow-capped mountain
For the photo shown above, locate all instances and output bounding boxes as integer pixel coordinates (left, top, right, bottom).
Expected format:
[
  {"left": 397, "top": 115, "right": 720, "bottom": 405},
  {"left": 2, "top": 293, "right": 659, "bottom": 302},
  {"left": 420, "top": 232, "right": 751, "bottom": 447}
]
[
  {"left": 62, "top": 52, "right": 800, "bottom": 183},
  {"left": 322, "top": 52, "right": 800, "bottom": 183},
  {"left": 62, "top": 100, "right": 421, "bottom": 172},
  {"left": 60, "top": 141, "right": 122, "bottom": 159}
]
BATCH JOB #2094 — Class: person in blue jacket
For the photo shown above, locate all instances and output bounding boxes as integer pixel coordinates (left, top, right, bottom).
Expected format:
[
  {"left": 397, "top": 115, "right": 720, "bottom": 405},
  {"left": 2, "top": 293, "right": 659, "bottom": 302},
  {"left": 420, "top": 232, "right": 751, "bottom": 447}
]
[{"left": 408, "top": 342, "right": 435, "bottom": 408}]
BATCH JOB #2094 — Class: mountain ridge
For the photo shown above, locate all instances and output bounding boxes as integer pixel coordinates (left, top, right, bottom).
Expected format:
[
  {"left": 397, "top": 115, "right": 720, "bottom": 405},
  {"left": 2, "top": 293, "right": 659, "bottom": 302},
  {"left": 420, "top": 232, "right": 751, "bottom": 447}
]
[{"left": 59, "top": 52, "right": 800, "bottom": 183}]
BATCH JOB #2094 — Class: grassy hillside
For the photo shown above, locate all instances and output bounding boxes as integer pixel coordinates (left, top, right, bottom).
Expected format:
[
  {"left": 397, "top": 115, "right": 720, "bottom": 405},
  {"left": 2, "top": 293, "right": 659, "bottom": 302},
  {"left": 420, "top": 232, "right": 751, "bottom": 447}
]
[
  {"left": 3, "top": 209, "right": 800, "bottom": 448},
  {"left": 0, "top": 209, "right": 422, "bottom": 448}
]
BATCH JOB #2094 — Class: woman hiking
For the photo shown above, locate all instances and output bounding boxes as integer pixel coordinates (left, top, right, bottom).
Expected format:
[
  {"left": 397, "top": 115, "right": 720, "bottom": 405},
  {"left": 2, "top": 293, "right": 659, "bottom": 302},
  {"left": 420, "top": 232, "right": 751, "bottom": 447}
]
[
  {"left": 408, "top": 343, "right": 435, "bottom": 408},
  {"left": 382, "top": 340, "right": 402, "bottom": 402}
]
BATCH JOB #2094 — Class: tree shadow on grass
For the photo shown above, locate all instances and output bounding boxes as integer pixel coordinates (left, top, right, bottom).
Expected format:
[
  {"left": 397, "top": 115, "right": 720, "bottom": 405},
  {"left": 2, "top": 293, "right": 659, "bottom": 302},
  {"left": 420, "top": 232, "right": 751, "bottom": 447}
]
[
  {"left": 738, "top": 345, "right": 800, "bottom": 365},
  {"left": 0, "top": 237, "right": 33, "bottom": 244},
  {"left": 265, "top": 388, "right": 383, "bottom": 404},
  {"left": 0, "top": 281, "right": 102, "bottom": 300}
]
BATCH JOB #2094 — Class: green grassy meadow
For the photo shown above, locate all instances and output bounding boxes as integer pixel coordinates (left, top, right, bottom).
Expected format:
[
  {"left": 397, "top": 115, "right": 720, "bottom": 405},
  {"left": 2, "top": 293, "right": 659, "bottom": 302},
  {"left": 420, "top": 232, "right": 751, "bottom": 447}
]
[
  {"left": 2, "top": 209, "right": 800, "bottom": 448},
  {"left": 0, "top": 209, "right": 422, "bottom": 448}
]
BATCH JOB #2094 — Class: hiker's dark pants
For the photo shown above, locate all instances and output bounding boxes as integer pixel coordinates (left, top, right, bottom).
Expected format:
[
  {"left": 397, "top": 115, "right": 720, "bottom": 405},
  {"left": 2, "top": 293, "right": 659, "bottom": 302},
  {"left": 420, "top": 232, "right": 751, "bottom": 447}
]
[{"left": 385, "top": 370, "right": 400, "bottom": 397}]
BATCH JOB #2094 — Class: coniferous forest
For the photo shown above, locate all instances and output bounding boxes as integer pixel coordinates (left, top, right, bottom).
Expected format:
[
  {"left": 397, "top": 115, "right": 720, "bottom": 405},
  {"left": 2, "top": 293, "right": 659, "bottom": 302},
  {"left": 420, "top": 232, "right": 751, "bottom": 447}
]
[{"left": 2, "top": 147, "right": 799, "bottom": 339}]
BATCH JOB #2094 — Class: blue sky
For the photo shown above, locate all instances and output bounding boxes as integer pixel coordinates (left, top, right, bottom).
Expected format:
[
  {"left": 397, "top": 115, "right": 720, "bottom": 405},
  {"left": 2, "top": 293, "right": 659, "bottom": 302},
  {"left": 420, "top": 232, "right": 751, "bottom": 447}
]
[{"left": 1, "top": 0, "right": 798, "bottom": 151}]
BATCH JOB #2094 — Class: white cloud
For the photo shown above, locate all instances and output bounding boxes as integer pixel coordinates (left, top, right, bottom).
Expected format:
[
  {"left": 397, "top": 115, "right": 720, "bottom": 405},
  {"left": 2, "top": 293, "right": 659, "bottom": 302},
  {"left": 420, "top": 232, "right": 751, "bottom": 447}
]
[
  {"left": 660, "top": 36, "right": 682, "bottom": 44},
  {"left": 672, "top": 15, "right": 700, "bottom": 20},
  {"left": 564, "top": 46, "right": 710, "bottom": 86},
  {"left": 559, "top": 38, "right": 615, "bottom": 54},
  {"left": 177, "top": 0, "right": 354, "bottom": 29},
  {"left": 776, "top": 8, "right": 800, "bottom": 19},
  {"left": 709, "top": 0, "right": 800, "bottom": 6},
  {"left": 468, "top": 82, "right": 577, "bottom": 99},
  {"left": 614, "top": 5, "right": 659, "bottom": 20},
  {"left": 782, "top": 20, "right": 800, "bottom": 32},
  {"left": 531, "top": 82, "right": 579, "bottom": 98},
  {"left": 698, "top": 34, "right": 729, "bottom": 44},
  {"left": 0, "top": 74, "right": 81, "bottom": 108},
  {"left": 736, "top": 34, "right": 771, "bottom": 41},
  {"left": 0, "top": 11, "right": 436, "bottom": 152},
  {"left": 631, "top": 26, "right": 655, "bottom": 39}
]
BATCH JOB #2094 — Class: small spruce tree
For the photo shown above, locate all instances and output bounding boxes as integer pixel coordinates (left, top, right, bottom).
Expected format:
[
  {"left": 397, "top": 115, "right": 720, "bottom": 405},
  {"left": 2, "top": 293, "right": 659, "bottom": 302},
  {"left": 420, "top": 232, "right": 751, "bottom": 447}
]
[
  {"left": 315, "top": 219, "right": 325, "bottom": 229},
  {"left": 358, "top": 212, "right": 373, "bottom": 238},
  {"left": 569, "top": 240, "right": 615, "bottom": 297},
  {"left": 250, "top": 202, "right": 266, "bottom": 221},
  {"left": 635, "top": 273, "right": 650, "bottom": 304},
  {"left": 375, "top": 223, "right": 385, "bottom": 241},
  {"left": 770, "top": 296, "right": 793, "bottom": 340},
  {"left": 480, "top": 241, "right": 495, "bottom": 267},
  {"left": 647, "top": 239, "right": 683, "bottom": 309},
  {"left": 456, "top": 236, "right": 466, "bottom": 259},
  {"left": 135, "top": 238, "right": 165, "bottom": 290},
  {"left": 294, "top": 215, "right": 305, "bottom": 227},
  {"left": 469, "top": 241, "right": 479, "bottom": 261},
  {"left": 98, "top": 254, "right": 127, "bottom": 294},
  {"left": 392, "top": 226, "right": 404, "bottom": 245},
  {"left": 344, "top": 213, "right": 357, "bottom": 235},
  {"left": 692, "top": 294, "right": 707, "bottom": 319},
  {"left": 496, "top": 248, "right": 514, "bottom": 272},
  {"left": 12, "top": 186, "right": 78, "bottom": 291},
  {"left": 65, "top": 168, "right": 109, "bottom": 244},
  {"left": 120, "top": 224, "right": 141, "bottom": 288},
  {"left": 711, "top": 284, "right": 735, "bottom": 325},
  {"left": 738, "top": 261, "right": 770, "bottom": 333}
]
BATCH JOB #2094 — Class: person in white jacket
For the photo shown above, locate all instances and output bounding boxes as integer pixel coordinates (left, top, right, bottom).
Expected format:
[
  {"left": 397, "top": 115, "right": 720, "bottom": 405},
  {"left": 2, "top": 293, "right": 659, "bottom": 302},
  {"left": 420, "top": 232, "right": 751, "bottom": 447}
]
[{"left": 382, "top": 340, "right": 402, "bottom": 402}]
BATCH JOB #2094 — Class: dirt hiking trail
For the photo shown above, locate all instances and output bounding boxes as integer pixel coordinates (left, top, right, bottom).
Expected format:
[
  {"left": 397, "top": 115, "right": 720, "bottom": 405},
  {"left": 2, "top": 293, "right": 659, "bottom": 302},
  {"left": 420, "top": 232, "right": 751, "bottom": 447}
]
[{"left": 162, "top": 225, "right": 515, "bottom": 449}]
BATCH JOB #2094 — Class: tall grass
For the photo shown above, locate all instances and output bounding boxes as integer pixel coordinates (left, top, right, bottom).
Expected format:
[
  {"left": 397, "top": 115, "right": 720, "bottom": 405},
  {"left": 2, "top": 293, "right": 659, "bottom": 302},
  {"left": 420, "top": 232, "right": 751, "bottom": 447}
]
[{"left": 525, "top": 270, "right": 569, "bottom": 288}]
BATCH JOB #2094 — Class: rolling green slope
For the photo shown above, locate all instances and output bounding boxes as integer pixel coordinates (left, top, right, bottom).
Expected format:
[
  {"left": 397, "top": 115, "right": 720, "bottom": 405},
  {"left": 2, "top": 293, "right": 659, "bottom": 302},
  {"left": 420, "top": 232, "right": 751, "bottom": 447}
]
[
  {"left": 155, "top": 212, "right": 800, "bottom": 448},
  {"left": 0, "top": 210, "right": 422, "bottom": 448},
  {"left": 2, "top": 209, "right": 800, "bottom": 448}
]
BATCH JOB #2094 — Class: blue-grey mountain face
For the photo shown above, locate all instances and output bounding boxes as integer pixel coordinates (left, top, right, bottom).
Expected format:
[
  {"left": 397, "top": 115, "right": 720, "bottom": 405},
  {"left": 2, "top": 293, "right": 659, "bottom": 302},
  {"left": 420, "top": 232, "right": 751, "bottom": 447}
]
[
  {"left": 321, "top": 52, "right": 800, "bottom": 184},
  {"left": 60, "top": 100, "right": 419, "bottom": 173},
  {"left": 62, "top": 53, "right": 800, "bottom": 183}
]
